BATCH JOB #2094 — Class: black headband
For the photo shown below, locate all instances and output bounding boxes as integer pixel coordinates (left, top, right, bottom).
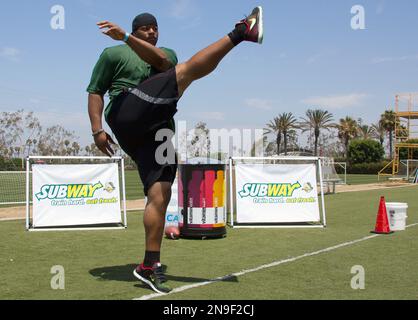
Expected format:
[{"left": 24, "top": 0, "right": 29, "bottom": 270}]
[{"left": 132, "top": 13, "right": 158, "bottom": 33}]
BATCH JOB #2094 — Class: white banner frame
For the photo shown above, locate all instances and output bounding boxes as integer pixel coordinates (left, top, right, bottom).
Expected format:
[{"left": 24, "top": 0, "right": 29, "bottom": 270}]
[
  {"left": 26, "top": 156, "right": 127, "bottom": 232},
  {"left": 228, "top": 157, "right": 327, "bottom": 229}
]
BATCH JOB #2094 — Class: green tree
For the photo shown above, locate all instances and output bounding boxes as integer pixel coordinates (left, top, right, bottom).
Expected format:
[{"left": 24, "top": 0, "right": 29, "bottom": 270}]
[
  {"left": 371, "top": 121, "right": 385, "bottom": 147},
  {"left": 36, "top": 125, "right": 79, "bottom": 156},
  {"left": 380, "top": 110, "right": 396, "bottom": 158},
  {"left": 278, "top": 112, "right": 298, "bottom": 155},
  {"left": 399, "top": 139, "right": 418, "bottom": 159},
  {"left": 358, "top": 124, "right": 374, "bottom": 140},
  {"left": 286, "top": 129, "right": 299, "bottom": 153},
  {"left": 71, "top": 142, "right": 81, "bottom": 156},
  {"left": 348, "top": 139, "right": 385, "bottom": 164},
  {"left": 300, "top": 109, "right": 335, "bottom": 156},
  {"left": 265, "top": 117, "right": 282, "bottom": 155},
  {"left": 88, "top": 143, "right": 103, "bottom": 156},
  {"left": 397, "top": 124, "right": 409, "bottom": 140},
  {"left": 0, "top": 110, "right": 41, "bottom": 160},
  {"left": 337, "top": 117, "right": 358, "bottom": 159},
  {"left": 189, "top": 122, "right": 210, "bottom": 157},
  {"left": 251, "top": 135, "right": 268, "bottom": 157}
]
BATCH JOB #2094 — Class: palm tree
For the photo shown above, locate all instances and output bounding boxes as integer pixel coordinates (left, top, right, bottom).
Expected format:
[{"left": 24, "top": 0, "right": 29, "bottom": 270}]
[
  {"left": 380, "top": 110, "right": 396, "bottom": 158},
  {"left": 371, "top": 121, "right": 385, "bottom": 147},
  {"left": 397, "top": 124, "right": 409, "bottom": 140},
  {"left": 300, "top": 109, "right": 335, "bottom": 156},
  {"left": 358, "top": 124, "right": 374, "bottom": 139},
  {"left": 286, "top": 129, "right": 299, "bottom": 153},
  {"left": 278, "top": 112, "right": 298, "bottom": 155},
  {"left": 265, "top": 117, "right": 282, "bottom": 155},
  {"left": 337, "top": 117, "right": 358, "bottom": 159},
  {"left": 71, "top": 142, "right": 80, "bottom": 156}
]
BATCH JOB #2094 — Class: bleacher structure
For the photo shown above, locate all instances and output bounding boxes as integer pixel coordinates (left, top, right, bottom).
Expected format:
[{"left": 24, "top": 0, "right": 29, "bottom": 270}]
[{"left": 379, "top": 93, "right": 418, "bottom": 182}]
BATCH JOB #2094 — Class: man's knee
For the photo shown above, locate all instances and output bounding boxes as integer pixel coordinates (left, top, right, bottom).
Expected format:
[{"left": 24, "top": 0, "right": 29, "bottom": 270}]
[{"left": 147, "top": 181, "right": 172, "bottom": 208}]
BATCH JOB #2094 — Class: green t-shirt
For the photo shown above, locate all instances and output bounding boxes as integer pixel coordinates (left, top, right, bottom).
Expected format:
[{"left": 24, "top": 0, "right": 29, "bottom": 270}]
[{"left": 87, "top": 44, "right": 178, "bottom": 125}]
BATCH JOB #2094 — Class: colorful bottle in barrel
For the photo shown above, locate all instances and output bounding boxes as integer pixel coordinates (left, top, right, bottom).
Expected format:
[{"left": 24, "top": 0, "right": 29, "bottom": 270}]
[{"left": 178, "top": 163, "right": 227, "bottom": 238}]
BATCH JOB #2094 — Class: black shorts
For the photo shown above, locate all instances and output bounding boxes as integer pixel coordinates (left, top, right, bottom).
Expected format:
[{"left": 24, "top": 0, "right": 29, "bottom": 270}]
[{"left": 107, "top": 67, "right": 179, "bottom": 196}]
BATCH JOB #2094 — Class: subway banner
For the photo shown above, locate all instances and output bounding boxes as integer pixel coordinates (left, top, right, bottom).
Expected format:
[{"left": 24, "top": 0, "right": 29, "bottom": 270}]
[
  {"left": 32, "top": 164, "right": 121, "bottom": 227},
  {"left": 235, "top": 163, "right": 320, "bottom": 223}
]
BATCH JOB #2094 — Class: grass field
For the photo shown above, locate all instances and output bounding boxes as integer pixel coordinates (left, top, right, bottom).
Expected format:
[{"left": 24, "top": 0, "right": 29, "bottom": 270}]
[
  {"left": 345, "top": 174, "right": 390, "bottom": 185},
  {"left": 0, "top": 185, "right": 417, "bottom": 300},
  {"left": 123, "top": 170, "right": 144, "bottom": 199}
]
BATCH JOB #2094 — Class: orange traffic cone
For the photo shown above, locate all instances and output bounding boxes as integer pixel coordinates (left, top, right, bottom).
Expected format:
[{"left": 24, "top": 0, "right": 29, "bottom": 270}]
[{"left": 371, "top": 196, "right": 394, "bottom": 234}]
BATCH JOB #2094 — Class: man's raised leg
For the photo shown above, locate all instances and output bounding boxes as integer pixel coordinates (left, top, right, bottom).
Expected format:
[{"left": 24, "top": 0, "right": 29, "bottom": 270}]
[{"left": 175, "top": 6, "right": 263, "bottom": 96}]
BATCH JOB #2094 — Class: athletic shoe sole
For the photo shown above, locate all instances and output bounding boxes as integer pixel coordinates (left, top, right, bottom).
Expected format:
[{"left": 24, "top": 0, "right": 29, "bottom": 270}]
[
  {"left": 257, "top": 6, "right": 264, "bottom": 44},
  {"left": 133, "top": 269, "right": 169, "bottom": 294}
]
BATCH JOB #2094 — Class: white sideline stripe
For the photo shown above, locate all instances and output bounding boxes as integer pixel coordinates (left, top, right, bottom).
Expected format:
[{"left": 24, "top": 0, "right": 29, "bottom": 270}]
[{"left": 134, "top": 222, "right": 418, "bottom": 300}]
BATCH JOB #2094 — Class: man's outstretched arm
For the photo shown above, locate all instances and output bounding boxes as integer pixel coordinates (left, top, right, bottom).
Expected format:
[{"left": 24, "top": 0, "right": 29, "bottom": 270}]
[
  {"left": 97, "top": 21, "right": 173, "bottom": 72},
  {"left": 126, "top": 35, "right": 173, "bottom": 71},
  {"left": 88, "top": 93, "right": 115, "bottom": 157}
]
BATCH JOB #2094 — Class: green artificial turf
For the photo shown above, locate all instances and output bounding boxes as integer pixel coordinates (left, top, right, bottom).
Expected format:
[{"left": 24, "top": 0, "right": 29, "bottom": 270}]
[{"left": 0, "top": 186, "right": 417, "bottom": 300}]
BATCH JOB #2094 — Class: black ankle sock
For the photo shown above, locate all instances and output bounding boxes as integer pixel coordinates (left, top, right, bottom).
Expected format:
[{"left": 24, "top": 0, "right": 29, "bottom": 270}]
[
  {"left": 143, "top": 251, "right": 160, "bottom": 267},
  {"left": 228, "top": 23, "right": 247, "bottom": 46}
]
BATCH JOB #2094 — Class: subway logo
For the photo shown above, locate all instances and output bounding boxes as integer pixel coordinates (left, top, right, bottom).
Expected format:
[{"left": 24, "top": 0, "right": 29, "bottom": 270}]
[
  {"left": 238, "top": 182, "right": 301, "bottom": 198},
  {"left": 35, "top": 182, "right": 103, "bottom": 200}
]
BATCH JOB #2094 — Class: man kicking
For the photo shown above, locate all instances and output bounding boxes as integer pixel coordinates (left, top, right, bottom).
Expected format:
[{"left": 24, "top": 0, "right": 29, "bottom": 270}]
[{"left": 87, "top": 6, "right": 263, "bottom": 294}]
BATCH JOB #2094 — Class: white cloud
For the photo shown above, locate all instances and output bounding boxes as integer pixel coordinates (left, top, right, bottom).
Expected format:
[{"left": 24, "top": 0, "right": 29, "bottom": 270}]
[
  {"left": 372, "top": 54, "right": 418, "bottom": 64},
  {"left": 301, "top": 94, "right": 368, "bottom": 109},
  {"left": 245, "top": 98, "right": 273, "bottom": 111},
  {"left": 307, "top": 53, "right": 324, "bottom": 64},
  {"left": 87, "top": 13, "right": 100, "bottom": 21},
  {"left": 170, "top": 0, "right": 197, "bottom": 19},
  {"left": 0, "top": 47, "right": 20, "bottom": 62},
  {"left": 306, "top": 49, "right": 337, "bottom": 64},
  {"left": 29, "top": 98, "right": 41, "bottom": 104},
  {"left": 178, "top": 17, "right": 202, "bottom": 31},
  {"left": 376, "top": 2, "right": 385, "bottom": 15},
  {"left": 78, "top": 0, "right": 94, "bottom": 7},
  {"left": 194, "top": 111, "right": 225, "bottom": 121}
]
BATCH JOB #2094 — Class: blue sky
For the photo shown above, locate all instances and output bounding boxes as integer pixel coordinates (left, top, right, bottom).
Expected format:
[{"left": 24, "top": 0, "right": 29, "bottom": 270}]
[{"left": 1, "top": 0, "right": 418, "bottom": 148}]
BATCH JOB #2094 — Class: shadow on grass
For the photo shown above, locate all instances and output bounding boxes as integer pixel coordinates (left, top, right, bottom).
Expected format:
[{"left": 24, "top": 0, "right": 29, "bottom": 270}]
[
  {"left": 89, "top": 264, "right": 238, "bottom": 289},
  {"left": 133, "top": 274, "right": 238, "bottom": 290},
  {"left": 89, "top": 264, "right": 138, "bottom": 282}
]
